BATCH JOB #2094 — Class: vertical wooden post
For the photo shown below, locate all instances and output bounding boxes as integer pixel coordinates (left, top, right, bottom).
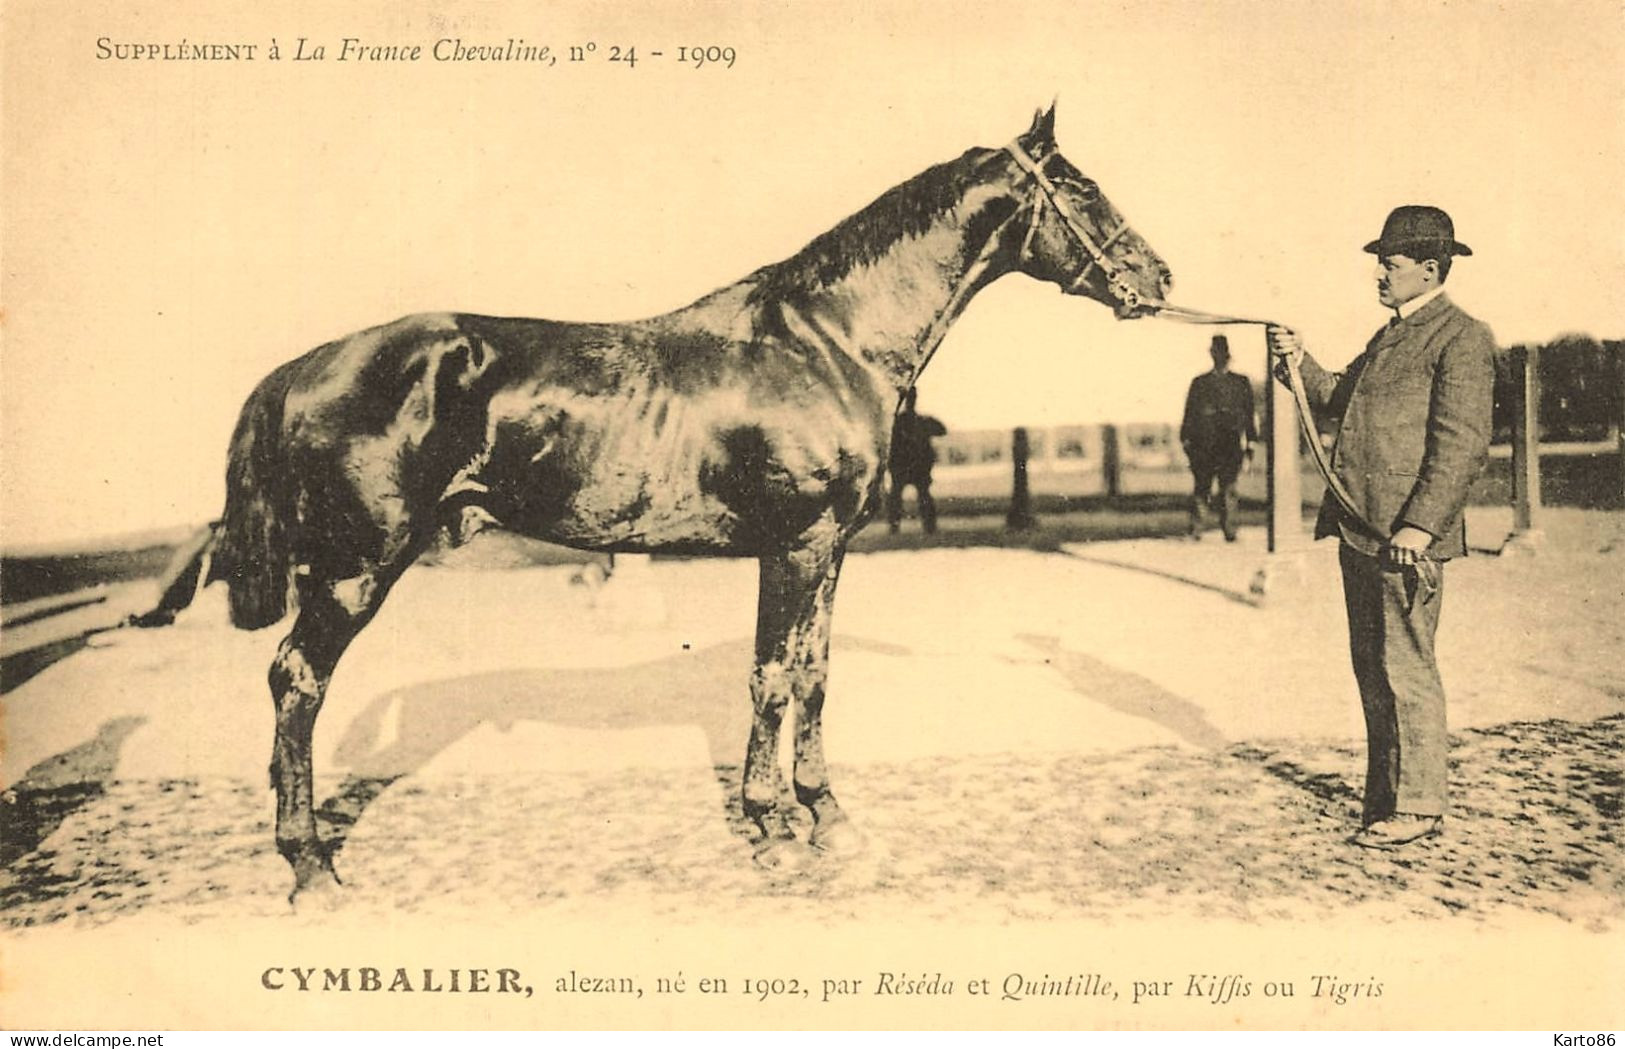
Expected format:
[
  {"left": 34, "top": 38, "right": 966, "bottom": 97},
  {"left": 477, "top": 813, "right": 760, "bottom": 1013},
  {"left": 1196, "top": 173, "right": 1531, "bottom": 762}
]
[
  {"left": 1101, "top": 424, "right": 1122, "bottom": 499},
  {"left": 1510, "top": 343, "right": 1542, "bottom": 537},
  {"left": 1007, "top": 427, "right": 1035, "bottom": 531},
  {"left": 1616, "top": 343, "right": 1625, "bottom": 508},
  {"left": 1267, "top": 350, "right": 1303, "bottom": 553}
]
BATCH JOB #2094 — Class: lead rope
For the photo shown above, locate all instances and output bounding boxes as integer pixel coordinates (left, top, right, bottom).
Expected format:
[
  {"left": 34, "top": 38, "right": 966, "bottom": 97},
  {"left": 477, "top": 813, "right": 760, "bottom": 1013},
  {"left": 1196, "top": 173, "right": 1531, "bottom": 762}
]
[
  {"left": 1005, "top": 142, "right": 1367, "bottom": 539},
  {"left": 1150, "top": 303, "right": 1385, "bottom": 545},
  {"left": 1152, "top": 302, "right": 1440, "bottom": 607},
  {"left": 1000, "top": 148, "right": 1423, "bottom": 587}
]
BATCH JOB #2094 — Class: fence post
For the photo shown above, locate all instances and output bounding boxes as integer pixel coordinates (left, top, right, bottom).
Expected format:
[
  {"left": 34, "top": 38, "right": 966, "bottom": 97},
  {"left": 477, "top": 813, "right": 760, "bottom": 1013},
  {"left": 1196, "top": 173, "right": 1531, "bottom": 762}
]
[
  {"left": 1101, "top": 424, "right": 1122, "bottom": 498},
  {"left": 1007, "top": 427, "right": 1036, "bottom": 531},
  {"left": 1267, "top": 353, "right": 1303, "bottom": 553},
  {"left": 1617, "top": 343, "right": 1625, "bottom": 508},
  {"left": 1248, "top": 342, "right": 1308, "bottom": 604},
  {"left": 1508, "top": 343, "right": 1543, "bottom": 551}
]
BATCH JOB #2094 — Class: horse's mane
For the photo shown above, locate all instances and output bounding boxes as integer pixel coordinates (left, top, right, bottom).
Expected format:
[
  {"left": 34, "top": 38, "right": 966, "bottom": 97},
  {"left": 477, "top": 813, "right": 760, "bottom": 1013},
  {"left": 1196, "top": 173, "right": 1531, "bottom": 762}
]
[{"left": 746, "top": 147, "right": 1000, "bottom": 304}]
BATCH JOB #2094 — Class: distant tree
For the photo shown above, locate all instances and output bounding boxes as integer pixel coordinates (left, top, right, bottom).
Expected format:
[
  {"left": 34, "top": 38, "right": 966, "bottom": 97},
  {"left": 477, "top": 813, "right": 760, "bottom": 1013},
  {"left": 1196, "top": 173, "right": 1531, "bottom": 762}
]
[{"left": 1491, "top": 334, "right": 1622, "bottom": 443}]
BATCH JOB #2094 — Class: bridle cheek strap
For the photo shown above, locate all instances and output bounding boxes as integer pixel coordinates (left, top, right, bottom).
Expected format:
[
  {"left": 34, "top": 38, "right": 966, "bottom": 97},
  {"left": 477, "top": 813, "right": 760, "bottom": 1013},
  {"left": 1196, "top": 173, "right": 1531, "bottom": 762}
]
[{"left": 1006, "top": 140, "right": 1144, "bottom": 310}]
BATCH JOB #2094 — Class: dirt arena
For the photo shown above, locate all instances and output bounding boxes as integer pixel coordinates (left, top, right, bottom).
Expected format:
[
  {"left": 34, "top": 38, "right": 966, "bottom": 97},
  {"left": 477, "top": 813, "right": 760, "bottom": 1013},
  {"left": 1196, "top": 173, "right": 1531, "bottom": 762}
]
[{"left": 2, "top": 507, "right": 1620, "bottom": 930}]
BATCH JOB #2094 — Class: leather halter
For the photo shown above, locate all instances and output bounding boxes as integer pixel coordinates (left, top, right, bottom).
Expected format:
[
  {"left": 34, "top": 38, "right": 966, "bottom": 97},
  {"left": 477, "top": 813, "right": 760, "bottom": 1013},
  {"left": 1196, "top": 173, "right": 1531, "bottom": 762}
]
[{"left": 1005, "top": 140, "right": 1143, "bottom": 310}]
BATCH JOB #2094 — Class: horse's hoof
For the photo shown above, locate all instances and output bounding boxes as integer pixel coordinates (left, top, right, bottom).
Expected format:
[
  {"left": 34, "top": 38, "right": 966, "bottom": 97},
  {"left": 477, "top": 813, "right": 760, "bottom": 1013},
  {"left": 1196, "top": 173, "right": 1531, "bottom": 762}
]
[
  {"left": 752, "top": 837, "right": 815, "bottom": 873},
  {"left": 286, "top": 856, "right": 344, "bottom": 910},
  {"left": 289, "top": 876, "right": 347, "bottom": 912},
  {"left": 810, "top": 817, "right": 868, "bottom": 858}
]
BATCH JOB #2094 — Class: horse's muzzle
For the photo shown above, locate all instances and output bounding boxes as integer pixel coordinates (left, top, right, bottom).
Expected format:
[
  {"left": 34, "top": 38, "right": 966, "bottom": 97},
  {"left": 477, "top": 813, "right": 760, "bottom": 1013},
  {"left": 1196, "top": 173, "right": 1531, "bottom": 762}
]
[
  {"left": 1113, "top": 292, "right": 1163, "bottom": 320},
  {"left": 1109, "top": 271, "right": 1171, "bottom": 319}
]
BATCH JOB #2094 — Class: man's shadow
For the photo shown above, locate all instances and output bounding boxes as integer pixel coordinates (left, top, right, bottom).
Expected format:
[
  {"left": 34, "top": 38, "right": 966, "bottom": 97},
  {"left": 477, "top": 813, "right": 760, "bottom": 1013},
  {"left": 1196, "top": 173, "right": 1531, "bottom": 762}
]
[
  {"left": 1017, "top": 634, "right": 1228, "bottom": 749},
  {"left": 1228, "top": 744, "right": 1362, "bottom": 806}
]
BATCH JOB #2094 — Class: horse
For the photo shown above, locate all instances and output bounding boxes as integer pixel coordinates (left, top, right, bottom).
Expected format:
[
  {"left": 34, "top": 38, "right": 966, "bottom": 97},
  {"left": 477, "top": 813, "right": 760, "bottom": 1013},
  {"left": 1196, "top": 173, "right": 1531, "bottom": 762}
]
[{"left": 170, "top": 104, "right": 1172, "bottom": 900}]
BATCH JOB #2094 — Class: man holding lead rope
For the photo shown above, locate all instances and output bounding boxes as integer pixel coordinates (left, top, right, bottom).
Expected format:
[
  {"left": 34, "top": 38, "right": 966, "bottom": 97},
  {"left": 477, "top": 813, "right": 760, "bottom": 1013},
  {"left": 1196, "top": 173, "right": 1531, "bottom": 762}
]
[{"left": 1266, "top": 205, "right": 1496, "bottom": 850}]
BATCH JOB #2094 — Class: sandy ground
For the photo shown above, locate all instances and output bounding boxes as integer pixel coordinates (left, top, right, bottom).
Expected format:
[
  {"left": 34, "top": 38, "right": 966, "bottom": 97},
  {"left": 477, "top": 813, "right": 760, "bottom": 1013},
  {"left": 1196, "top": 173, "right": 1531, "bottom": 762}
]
[{"left": 1, "top": 507, "right": 1620, "bottom": 931}]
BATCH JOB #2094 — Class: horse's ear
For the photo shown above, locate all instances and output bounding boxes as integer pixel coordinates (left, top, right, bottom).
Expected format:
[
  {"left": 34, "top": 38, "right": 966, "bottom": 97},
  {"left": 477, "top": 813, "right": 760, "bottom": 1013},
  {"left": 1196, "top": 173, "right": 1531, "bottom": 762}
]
[{"left": 1021, "top": 102, "right": 1057, "bottom": 153}]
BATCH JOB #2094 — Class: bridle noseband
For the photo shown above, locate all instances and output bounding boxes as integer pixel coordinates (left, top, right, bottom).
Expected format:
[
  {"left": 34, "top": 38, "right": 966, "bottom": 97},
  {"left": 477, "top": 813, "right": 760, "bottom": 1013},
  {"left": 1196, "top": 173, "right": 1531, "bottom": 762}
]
[{"left": 1005, "top": 140, "right": 1147, "bottom": 311}]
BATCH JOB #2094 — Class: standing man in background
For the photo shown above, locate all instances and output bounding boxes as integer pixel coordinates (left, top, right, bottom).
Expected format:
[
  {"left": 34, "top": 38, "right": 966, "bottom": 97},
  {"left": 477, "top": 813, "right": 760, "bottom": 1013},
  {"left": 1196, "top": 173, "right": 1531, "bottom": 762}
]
[
  {"left": 887, "top": 389, "right": 947, "bottom": 534},
  {"left": 1180, "top": 334, "right": 1257, "bottom": 541},
  {"left": 1268, "top": 205, "right": 1495, "bottom": 850}
]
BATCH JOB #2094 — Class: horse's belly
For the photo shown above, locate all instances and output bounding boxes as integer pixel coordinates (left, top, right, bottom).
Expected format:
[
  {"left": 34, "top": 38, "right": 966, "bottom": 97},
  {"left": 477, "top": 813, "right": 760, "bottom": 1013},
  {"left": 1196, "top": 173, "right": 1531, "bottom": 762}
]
[
  {"left": 475, "top": 383, "right": 876, "bottom": 553},
  {"left": 547, "top": 473, "right": 743, "bottom": 552},
  {"left": 479, "top": 431, "right": 745, "bottom": 552}
]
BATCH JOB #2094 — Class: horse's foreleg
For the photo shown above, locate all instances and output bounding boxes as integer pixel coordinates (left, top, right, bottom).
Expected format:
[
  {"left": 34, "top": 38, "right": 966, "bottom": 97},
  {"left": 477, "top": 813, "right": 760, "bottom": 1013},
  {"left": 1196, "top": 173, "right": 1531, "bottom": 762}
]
[
  {"left": 745, "top": 551, "right": 817, "bottom": 854},
  {"left": 747, "top": 538, "right": 853, "bottom": 863},
  {"left": 791, "top": 547, "right": 855, "bottom": 852},
  {"left": 743, "top": 658, "right": 795, "bottom": 851}
]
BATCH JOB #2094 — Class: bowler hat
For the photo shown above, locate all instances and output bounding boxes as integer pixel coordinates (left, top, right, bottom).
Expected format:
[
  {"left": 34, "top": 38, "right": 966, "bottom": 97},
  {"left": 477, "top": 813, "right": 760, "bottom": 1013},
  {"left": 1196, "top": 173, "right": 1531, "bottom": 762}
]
[{"left": 1363, "top": 205, "right": 1472, "bottom": 257}]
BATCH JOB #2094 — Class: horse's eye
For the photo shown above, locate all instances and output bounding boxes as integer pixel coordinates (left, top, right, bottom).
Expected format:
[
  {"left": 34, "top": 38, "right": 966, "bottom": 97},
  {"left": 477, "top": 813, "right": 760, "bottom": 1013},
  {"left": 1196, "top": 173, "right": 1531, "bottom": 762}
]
[{"left": 1072, "top": 180, "right": 1100, "bottom": 203}]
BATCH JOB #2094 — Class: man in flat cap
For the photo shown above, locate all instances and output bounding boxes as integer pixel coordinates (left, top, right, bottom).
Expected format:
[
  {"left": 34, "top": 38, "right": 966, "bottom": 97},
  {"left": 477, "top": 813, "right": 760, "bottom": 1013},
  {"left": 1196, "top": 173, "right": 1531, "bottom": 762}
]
[
  {"left": 1180, "top": 334, "right": 1257, "bottom": 541},
  {"left": 1268, "top": 205, "right": 1495, "bottom": 850}
]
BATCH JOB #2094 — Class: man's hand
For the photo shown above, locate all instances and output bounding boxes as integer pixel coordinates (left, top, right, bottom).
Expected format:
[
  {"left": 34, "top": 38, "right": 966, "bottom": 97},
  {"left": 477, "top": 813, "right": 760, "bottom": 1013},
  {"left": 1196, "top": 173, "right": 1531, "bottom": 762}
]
[
  {"left": 1385, "top": 525, "right": 1434, "bottom": 564},
  {"left": 1388, "top": 525, "right": 1441, "bottom": 608},
  {"left": 1267, "top": 324, "right": 1304, "bottom": 366}
]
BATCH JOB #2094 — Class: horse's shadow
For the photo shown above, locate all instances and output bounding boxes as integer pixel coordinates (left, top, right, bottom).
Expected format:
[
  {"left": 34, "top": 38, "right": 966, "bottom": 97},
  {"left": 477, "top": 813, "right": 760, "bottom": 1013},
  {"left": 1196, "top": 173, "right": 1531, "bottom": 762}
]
[
  {"left": 0, "top": 715, "right": 148, "bottom": 868},
  {"left": 316, "top": 636, "right": 909, "bottom": 854}
]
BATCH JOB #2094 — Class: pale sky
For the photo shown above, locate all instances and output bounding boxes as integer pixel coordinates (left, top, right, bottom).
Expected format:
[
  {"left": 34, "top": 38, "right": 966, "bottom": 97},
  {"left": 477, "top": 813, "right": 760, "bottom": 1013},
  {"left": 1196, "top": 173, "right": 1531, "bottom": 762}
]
[{"left": 3, "top": 0, "right": 1622, "bottom": 547}]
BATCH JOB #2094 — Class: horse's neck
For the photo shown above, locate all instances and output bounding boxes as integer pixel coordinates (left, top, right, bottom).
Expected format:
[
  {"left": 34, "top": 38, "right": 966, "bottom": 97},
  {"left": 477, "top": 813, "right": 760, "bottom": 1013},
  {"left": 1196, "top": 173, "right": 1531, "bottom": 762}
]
[{"left": 781, "top": 184, "right": 1015, "bottom": 389}]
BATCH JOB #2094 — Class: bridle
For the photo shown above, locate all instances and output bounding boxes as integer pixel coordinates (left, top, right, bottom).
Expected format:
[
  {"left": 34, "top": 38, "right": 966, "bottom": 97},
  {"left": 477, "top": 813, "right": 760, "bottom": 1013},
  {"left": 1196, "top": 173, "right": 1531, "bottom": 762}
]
[
  {"left": 1005, "top": 140, "right": 1146, "bottom": 311},
  {"left": 906, "top": 141, "right": 1155, "bottom": 387}
]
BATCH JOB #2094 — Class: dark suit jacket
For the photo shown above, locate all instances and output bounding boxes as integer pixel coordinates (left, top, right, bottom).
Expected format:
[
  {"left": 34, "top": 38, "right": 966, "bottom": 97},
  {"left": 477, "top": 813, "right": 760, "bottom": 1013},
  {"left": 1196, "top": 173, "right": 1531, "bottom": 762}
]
[
  {"left": 1295, "top": 293, "right": 1496, "bottom": 559},
  {"left": 1180, "top": 369, "right": 1257, "bottom": 464},
  {"left": 888, "top": 411, "right": 947, "bottom": 480}
]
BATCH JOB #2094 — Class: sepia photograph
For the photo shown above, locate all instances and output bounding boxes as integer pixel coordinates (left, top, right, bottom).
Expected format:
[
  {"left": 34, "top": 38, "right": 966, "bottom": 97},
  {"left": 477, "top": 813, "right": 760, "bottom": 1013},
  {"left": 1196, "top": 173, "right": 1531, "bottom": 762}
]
[{"left": 2, "top": 0, "right": 1621, "bottom": 1034}]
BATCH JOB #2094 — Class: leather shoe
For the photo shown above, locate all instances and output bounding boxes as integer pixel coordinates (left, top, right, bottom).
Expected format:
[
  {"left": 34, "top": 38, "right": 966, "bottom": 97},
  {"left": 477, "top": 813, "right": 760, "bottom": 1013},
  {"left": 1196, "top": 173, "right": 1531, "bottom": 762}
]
[{"left": 1352, "top": 814, "right": 1441, "bottom": 850}]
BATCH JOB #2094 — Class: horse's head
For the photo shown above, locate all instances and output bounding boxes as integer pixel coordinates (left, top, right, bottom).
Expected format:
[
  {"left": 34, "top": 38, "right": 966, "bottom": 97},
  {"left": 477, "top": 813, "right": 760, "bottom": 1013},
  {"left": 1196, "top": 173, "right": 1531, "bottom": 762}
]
[{"left": 1003, "top": 104, "right": 1172, "bottom": 319}]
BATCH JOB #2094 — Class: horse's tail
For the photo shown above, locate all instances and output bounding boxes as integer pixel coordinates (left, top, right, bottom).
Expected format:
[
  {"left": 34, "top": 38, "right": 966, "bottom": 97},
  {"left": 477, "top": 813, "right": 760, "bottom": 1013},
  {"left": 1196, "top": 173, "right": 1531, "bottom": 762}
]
[
  {"left": 205, "top": 362, "right": 302, "bottom": 631},
  {"left": 126, "top": 520, "right": 222, "bottom": 628}
]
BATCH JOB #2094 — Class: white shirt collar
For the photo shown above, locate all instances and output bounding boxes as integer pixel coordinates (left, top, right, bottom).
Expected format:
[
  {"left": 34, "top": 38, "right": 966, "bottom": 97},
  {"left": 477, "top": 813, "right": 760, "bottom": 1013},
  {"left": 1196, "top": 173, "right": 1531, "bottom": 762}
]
[{"left": 1395, "top": 284, "right": 1447, "bottom": 319}]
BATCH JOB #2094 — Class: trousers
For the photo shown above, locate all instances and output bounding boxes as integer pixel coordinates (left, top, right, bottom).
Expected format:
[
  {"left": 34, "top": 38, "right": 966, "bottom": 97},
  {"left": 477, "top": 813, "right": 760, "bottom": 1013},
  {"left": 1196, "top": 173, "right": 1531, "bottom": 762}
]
[
  {"left": 887, "top": 473, "right": 937, "bottom": 533},
  {"left": 1338, "top": 543, "right": 1448, "bottom": 822},
  {"left": 1188, "top": 450, "right": 1244, "bottom": 538}
]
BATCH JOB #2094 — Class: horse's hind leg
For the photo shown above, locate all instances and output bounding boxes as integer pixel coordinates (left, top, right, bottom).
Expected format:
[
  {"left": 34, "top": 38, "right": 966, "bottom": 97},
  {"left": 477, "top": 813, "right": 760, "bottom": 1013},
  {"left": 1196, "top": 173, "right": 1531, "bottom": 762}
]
[
  {"left": 746, "top": 534, "right": 852, "bottom": 865},
  {"left": 268, "top": 547, "right": 420, "bottom": 901}
]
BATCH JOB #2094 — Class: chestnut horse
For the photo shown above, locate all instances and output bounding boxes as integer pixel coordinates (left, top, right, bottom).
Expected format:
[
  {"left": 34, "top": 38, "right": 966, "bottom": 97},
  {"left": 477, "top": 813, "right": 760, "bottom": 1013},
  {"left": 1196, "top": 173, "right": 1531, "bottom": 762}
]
[{"left": 185, "top": 105, "right": 1172, "bottom": 899}]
